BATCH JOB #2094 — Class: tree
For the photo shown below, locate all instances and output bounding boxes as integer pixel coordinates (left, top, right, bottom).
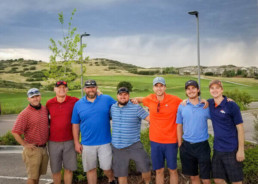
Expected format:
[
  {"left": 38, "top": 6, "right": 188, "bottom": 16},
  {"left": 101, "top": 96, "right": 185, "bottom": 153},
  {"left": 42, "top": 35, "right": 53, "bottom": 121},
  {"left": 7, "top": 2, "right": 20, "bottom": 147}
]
[
  {"left": 117, "top": 81, "right": 133, "bottom": 92},
  {"left": 45, "top": 8, "right": 88, "bottom": 83}
]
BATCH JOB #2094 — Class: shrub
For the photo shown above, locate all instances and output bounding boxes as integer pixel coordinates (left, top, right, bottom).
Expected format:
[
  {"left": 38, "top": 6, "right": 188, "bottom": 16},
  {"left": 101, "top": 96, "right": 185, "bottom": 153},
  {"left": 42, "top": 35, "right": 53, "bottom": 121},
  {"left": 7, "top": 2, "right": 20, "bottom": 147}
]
[
  {"left": 108, "top": 66, "right": 116, "bottom": 70},
  {"left": 243, "top": 145, "right": 258, "bottom": 184},
  {"left": 224, "top": 89, "right": 252, "bottom": 110},
  {"left": 205, "top": 72, "right": 214, "bottom": 76},
  {"left": 29, "top": 66, "right": 36, "bottom": 70},
  {"left": 0, "top": 131, "right": 22, "bottom": 145},
  {"left": 117, "top": 81, "right": 133, "bottom": 92}
]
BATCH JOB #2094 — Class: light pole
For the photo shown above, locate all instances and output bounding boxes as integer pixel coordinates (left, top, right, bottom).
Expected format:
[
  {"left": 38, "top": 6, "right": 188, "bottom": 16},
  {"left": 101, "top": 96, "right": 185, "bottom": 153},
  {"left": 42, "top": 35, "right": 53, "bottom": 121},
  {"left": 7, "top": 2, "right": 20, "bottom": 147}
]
[
  {"left": 80, "top": 32, "right": 90, "bottom": 98},
  {"left": 188, "top": 11, "right": 201, "bottom": 89}
]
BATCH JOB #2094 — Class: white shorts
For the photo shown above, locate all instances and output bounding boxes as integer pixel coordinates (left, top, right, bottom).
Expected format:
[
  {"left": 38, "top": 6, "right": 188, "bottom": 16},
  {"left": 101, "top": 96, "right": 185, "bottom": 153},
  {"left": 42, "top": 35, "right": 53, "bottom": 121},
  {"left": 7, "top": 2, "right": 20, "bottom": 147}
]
[{"left": 82, "top": 143, "right": 112, "bottom": 172}]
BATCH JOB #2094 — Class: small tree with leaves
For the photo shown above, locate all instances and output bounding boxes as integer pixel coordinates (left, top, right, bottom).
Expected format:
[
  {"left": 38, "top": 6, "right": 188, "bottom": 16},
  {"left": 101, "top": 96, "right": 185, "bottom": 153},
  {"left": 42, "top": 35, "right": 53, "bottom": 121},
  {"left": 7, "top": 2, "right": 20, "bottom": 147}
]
[{"left": 46, "top": 8, "right": 88, "bottom": 83}]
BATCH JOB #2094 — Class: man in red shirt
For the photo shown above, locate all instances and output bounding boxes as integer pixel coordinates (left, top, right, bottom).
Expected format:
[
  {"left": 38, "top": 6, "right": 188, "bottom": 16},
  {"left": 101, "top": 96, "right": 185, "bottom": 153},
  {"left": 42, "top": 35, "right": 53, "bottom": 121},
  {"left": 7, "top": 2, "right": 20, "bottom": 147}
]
[
  {"left": 12, "top": 88, "right": 49, "bottom": 184},
  {"left": 46, "top": 81, "right": 79, "bottom": 184},
  {"left": 132, "top": 77, "right": 182, "bottom": 184}
]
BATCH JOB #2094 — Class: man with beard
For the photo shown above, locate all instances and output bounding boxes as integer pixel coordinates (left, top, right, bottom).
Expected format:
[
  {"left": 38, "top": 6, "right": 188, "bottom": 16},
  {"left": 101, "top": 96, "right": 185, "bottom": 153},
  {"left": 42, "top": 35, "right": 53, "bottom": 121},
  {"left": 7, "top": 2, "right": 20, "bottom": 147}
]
[
  {"left": 72, "top": 79, "right": 116, "bottom": 184},
  {"left": 176, "top": 80, "right": 211, "bottom": 184},
  {"left": 46, "top": 81, "right": 79, "bottom": 184},
  {"left": 111, "top": 87, "right": 151, "bottom": 184},
  {"left": 132, "top": 77, "right": 182, "bottom": 184},
  {"left": 12, "top": 88, "right": 49, "bottom": 184}
]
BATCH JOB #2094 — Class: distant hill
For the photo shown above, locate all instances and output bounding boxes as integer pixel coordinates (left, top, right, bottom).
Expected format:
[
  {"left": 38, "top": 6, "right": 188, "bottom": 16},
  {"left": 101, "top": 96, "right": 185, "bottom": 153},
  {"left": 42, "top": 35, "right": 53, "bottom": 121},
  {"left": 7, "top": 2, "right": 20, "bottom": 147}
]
[{"left": 0, "top": 58, "right": 257, "bottom": 89}]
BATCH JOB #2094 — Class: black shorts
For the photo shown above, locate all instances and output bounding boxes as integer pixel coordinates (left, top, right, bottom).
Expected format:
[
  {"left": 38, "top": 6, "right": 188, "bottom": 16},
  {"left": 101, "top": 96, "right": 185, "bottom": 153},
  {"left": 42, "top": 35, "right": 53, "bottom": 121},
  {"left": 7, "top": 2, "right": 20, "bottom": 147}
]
[
  {"left": 179, "top": 140, "right": 211, "bottom": 179},
  {"left": 111, "top": 141, "right": 151, "bottom": 177},
  {"left": 212, "top": 150, "right": 243, "bottom": 182}
]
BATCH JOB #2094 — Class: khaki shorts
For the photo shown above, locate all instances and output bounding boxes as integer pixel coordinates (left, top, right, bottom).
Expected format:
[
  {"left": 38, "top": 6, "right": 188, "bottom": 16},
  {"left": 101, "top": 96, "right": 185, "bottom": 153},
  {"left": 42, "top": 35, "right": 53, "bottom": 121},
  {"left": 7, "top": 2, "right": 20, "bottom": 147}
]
[{"left": 22, "top": 147, "right": 49, "bottom": 179}]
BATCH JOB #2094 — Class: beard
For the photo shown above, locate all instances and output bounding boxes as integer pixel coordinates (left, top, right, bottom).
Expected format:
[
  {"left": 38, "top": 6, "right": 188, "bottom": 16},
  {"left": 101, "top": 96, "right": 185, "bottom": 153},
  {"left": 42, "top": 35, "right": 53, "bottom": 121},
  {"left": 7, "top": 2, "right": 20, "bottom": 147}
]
[
  {"left": 86, "top": 91, "right": 97, "bottom": 99},
  {"left": 118, "top": 100, "right": 129, "bottom": 106}
]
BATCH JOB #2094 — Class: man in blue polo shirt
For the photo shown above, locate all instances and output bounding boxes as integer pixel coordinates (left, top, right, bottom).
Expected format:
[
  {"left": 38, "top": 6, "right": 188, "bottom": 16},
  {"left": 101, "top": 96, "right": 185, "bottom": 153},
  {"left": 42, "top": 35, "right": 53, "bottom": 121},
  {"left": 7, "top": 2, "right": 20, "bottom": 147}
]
[
  {"left": 72, "top": 79, "right": 116, "bottom": 184},
  {"left": 111, "top": 87, "right": 151, "bottom": 184},
  {"left": 176, "top": 80, "right": 211, "bottom": 184},
  {"left": 208, "top": 80, "right": 245, "bottom": 184}
]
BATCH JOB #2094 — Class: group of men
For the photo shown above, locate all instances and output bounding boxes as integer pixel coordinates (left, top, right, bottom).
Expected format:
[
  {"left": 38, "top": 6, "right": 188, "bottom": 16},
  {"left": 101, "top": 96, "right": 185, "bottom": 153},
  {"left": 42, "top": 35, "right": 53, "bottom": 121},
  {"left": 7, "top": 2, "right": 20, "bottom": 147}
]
[{"left": 12, "top": 76, "right": 245, "bottom": 184}]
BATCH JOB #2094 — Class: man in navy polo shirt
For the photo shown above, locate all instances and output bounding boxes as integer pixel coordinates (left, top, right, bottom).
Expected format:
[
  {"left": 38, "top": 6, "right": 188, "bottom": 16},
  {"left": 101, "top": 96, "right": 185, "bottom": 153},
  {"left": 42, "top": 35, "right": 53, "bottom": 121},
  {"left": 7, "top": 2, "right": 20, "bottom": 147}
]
[
  {"left": 208, "top": 80, "right": 245, "bottom": 184},
  {"left": 176, "top": 80, "right": 211, "bottom": 184},
  {"left": 72, "top": 79, "right": 116, "bottom": 184},
  {"left": 111, "top": 87, "right": 151, "bottom": 184}
]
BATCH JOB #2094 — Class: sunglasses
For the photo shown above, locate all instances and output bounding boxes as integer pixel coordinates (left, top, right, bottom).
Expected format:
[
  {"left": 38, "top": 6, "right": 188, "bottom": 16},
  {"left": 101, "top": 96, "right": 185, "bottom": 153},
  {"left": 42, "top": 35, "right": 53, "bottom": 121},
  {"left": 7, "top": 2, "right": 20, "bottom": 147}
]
[
  {"left": 157, "top": 102, "right": 160, "bottom": 113},
  {"left": 28, "top": 90, "right": 40, "bottom": 96},
  {"left": 56, "top": 81, "right": 67, "bottom": 85}
]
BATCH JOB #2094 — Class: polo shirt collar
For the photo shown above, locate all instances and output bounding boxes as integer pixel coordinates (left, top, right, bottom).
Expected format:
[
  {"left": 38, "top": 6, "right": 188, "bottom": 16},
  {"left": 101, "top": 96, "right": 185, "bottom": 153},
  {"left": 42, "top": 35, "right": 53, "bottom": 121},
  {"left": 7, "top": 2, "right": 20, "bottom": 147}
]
[
  {"left": 115, "top": 100, "right": 132, "bottom": 108},
  {"left": 186, "top": 97, "right": 202, "bottom": 107},
  {"left": 153, "top": 92, "right": 167, "bottom": 102},
  {"left": 54, "top": 95, "right": 68, "bottom": 103},
  {"left": 83, "top": 94, "right": 99, "bottom": 103},
  {"left": 218, "top": 96, "right": 227, "bottom": 107},
  {"left": 211, "top": 95, "right": 227, "bottom": 108}
]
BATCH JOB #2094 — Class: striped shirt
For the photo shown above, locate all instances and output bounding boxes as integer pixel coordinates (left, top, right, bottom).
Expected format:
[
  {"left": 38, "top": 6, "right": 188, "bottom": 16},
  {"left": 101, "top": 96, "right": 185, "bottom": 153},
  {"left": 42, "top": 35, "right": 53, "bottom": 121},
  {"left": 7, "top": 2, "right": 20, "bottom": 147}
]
[
  {"left": 12, "top": 105, "right": 49, "bottom": 145},
  {"left": 111, "top": 101, "right": 148, "bottom": 149}
]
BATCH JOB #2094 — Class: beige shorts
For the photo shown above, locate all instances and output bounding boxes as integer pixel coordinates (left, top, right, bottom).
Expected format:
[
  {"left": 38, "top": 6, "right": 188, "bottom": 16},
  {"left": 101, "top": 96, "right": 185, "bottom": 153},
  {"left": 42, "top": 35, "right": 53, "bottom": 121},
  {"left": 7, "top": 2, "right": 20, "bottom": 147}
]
[{"left": 22, "top": 147, "right": 49, "bottom": 179}]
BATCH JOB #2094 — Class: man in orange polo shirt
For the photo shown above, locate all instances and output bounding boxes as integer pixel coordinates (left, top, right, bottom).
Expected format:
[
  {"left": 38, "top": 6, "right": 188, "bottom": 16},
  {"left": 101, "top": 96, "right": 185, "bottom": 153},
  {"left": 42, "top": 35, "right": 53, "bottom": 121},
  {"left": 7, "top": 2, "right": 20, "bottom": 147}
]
[{"left": 132, "top": 77, "right": 182, "bottom": 184}]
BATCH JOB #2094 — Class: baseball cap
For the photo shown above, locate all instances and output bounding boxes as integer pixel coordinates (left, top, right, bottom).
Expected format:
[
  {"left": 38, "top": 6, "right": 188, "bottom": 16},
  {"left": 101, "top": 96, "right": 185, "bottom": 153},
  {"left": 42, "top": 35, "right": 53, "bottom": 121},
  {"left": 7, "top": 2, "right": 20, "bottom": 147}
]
[
  {"left": 117, "top": 87, "right": 129, "bottom": 94},
  {"left": 185, "top": 80, "right": 199, "bottom": 89},
  {"left": 27, "top": 88, "right": 41, "bottom": 98},
  {"left": 55, "top": 80, "right": 67, "bottom": 87},
  {"left": 84, "top": 80, "right": 97, "bottom": 88},
  {"left": 209, "top": 80, "right": 223, "bottom": 88},
  {"left": 153, "top": 77, "right": 166, "bottom": 86}
]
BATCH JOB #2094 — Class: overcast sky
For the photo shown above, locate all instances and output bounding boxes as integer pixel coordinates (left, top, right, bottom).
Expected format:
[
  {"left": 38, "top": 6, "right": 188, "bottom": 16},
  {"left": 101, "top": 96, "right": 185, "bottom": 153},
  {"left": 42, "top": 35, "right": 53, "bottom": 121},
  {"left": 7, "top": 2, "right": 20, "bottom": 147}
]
[{"left": 0, "top": 0, "right": 257, "bottom": 67}]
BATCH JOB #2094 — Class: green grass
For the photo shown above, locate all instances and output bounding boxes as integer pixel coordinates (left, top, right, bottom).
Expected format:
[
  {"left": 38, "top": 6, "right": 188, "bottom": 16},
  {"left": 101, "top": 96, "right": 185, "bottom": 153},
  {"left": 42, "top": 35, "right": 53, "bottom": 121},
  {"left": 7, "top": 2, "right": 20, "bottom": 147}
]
[{"left": 0, "top": 74, "right": 258, "bottom": 114}]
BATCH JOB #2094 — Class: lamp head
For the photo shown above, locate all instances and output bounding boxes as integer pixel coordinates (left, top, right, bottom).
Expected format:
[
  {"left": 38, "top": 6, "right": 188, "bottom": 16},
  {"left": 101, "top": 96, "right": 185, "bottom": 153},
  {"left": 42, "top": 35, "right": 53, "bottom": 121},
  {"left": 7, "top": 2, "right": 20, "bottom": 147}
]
[{"left": 188, "top": 11, "right": 199, "bottom": 17}]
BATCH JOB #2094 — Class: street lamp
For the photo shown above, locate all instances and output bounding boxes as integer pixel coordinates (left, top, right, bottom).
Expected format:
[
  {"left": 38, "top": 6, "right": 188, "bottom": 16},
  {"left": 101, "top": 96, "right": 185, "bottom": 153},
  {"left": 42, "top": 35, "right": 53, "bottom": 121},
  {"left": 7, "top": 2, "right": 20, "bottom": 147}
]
[
  {"left": 188, "top": 11, "right": 201, "bottom": 90},
  {"left": 80, "top": 32, "right": 90, "bottom": 98}
]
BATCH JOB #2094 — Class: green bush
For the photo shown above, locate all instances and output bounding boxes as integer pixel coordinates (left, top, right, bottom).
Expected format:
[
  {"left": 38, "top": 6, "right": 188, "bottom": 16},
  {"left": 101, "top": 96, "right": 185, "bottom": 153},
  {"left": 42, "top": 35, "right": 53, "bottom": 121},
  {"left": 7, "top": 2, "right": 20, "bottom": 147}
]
[
  {"left": 29, "top": 66, "right": 36, "bottom": 70},
  {"left": 205, "top": 72, "right": 214, "bottom": 76},
  {"left": 243, "top": 145, "right": 258, "bottom": 184},
  {"left": 117, "top": 81, "right": 133, "bottom": 92},
  {"left": 224, "top": 89, "right": 252, "bottom": 110},
  {"left": 0, "top": 131, "right": 22, "bottom": 145}
]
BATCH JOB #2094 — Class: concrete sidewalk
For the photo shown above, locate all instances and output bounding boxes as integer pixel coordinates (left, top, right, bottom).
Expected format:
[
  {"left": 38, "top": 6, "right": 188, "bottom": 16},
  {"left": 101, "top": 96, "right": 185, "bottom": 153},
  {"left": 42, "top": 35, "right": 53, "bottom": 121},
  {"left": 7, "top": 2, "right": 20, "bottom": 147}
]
[{"left": 0, "top": 146, "right": 53, "bottom": 184}]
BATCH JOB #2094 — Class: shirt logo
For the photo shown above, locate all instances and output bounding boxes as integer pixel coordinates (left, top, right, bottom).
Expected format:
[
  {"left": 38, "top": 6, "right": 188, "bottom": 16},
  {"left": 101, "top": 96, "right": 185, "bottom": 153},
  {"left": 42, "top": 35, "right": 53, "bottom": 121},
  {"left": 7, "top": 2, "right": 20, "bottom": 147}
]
[
  {"left": 220, "top": 110, "right": 226, "bottom": 114},
  {"left": 165, "top": 104, "right": 168, "bottom": 107}
]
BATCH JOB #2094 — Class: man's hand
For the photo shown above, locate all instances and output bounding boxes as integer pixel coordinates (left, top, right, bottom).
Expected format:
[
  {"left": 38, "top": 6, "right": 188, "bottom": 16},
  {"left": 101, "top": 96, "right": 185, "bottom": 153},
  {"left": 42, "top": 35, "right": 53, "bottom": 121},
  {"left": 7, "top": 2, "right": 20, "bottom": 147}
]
[
  {"left": 97, "top": 89, "right": 103, "bottom": 96},
  {"left": 23, "top": 143, "right": 36, "bottom": 149},
  {"left": 130, "top": 98, "right": 139, "bottom": 104},
  {"left": 75, "top": 143, "right": 83, "bottom": 154},
  {"left": 227, "top": 98, "right": 234, "bottom": 102},
  {"left": 200, "top": 99, "right": 209, "bottom": 109},
  {"left": 236, "top": 150, "right": 245, "bottom": 162},
  {"left": 180, "top": 99, "right": 187, "bottom": 106}
]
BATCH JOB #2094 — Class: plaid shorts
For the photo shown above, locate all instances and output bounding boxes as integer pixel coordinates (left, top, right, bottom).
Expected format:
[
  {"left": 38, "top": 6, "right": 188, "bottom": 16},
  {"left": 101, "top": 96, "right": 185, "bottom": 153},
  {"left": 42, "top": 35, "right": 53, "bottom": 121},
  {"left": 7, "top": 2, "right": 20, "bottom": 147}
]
[{"left": 212, "top": 150, "right": 243, "bottom": 182}]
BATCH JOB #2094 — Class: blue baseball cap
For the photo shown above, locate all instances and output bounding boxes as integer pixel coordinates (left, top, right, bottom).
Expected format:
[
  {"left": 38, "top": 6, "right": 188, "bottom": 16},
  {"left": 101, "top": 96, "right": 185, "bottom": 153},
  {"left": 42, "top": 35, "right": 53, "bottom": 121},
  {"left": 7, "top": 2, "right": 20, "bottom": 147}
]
[{"left": 153, "top": 77, "right": 166, "bottom": 86}]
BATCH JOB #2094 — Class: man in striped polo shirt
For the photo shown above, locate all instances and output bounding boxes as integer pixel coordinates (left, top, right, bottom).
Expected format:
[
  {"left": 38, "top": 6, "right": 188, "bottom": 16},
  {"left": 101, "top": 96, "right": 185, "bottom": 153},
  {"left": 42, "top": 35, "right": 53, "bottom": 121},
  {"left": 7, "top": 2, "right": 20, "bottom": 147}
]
[
  {"left": 12, "top": 88, "right": 49, "bottom": 184},
  {"left": 111, "top": 87, "right": 151, "bottom": 184}
]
